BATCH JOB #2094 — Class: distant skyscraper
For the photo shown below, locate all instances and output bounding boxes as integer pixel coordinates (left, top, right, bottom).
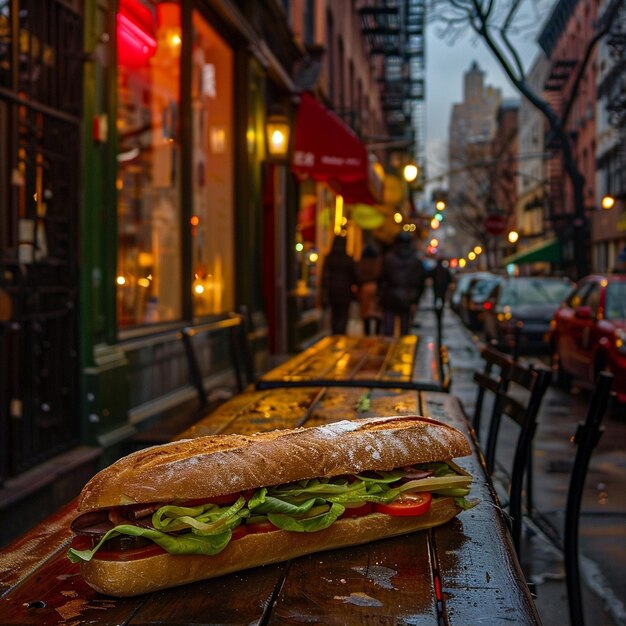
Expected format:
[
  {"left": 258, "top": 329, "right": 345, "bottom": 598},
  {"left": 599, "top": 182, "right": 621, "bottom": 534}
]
[{"left": 447, "top": 61, "right": 502, "bottom": 252}]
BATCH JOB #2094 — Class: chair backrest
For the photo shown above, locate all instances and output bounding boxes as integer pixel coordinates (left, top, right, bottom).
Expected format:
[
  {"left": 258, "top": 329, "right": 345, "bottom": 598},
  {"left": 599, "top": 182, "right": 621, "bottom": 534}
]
[
  {"left": 471, "top": 345, "right": 514, "bottom": 438},
  {"left": 473, "top": 347, "right": 551, "bottom": 554},
  {"left": 487, "top": 362, "right": 551, "bottom": 553},
  {"left": 565, "top": 371, "right": 613, "bottom": 626}
]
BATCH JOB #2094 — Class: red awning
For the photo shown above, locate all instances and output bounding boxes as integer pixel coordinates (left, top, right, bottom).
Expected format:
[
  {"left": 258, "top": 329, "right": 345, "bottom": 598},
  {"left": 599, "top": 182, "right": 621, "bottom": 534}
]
[{"left": 291, "top": 92, "right": 376, "bottom": 204}]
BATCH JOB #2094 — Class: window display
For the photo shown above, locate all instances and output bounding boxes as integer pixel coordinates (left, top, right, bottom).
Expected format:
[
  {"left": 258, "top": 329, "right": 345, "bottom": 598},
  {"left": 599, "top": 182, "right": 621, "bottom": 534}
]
[
  {"left": 190, "top": 10, "right": 234, "bottom": 316},
  {"left": 116, "top": 0, "right": 182, "bottom": 327}
]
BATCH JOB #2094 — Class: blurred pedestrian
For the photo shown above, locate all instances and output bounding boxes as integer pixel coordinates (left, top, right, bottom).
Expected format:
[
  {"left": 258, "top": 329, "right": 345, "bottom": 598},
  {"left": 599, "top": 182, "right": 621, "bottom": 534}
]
[
  {"left": 378, "top": 231, "right": 426, "bottom": 335},
  {"left": 431, "top": 258, "right": 453, "bottom": 312},
  {"left": 320, "top": 236, "right": 358, "bottom": 334},
  {"left": 356, "top": 243, "right": 383, "bottom": 335}
]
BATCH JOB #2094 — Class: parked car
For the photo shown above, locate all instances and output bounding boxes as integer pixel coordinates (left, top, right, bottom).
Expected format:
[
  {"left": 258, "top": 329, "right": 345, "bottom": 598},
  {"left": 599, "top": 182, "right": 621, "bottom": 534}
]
[
  {"left": 550, "top": 274, "right": 626, "bottom": 403},
  {"left": 459, "top": 274, "right": 505, "bottom": 330},
  {"left": 450, "top": 271, "right": 494, "bottom": 314},
  {"left": 483, "top": 276, "right": 573, "bottom": 355}
]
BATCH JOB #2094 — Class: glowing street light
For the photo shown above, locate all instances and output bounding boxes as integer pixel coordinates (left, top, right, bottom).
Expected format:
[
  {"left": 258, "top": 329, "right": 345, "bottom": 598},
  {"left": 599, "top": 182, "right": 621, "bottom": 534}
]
[
  {"left": 403, "top": 163, "right": 419, "bottom": 183},
  {"left": 508, "top": 230, "right": 520, "bottom": 244},
  {"left": 601, "top": 195, "right": 616, "bottom": 210},
  {"left": 435, "top": 200, "right": 446, "bottom": 211}
]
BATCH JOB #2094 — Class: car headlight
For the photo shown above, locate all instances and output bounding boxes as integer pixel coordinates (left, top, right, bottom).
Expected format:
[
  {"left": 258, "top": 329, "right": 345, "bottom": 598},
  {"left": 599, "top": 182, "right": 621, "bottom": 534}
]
[{"left": 615, "top": 328, "right": 626, "bottom": 354}]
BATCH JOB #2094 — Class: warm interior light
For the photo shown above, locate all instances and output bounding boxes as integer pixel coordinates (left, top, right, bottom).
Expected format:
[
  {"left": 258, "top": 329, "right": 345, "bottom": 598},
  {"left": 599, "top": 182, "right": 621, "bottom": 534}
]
[
  {"left": 334, "top": 196, "right": 344, "bottom": 235},
  {"left": 508, "top": 230, "right": 520, "bottom": 244},
  {"left": 394, "top": 212, "right": 403, "bottom": 224}
]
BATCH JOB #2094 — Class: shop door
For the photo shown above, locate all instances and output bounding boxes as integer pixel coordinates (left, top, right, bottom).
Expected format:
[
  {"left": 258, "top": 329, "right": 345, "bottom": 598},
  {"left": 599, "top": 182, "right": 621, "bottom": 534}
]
[{"left": 0, "top": 0, "right": 83, "bottom": 482}]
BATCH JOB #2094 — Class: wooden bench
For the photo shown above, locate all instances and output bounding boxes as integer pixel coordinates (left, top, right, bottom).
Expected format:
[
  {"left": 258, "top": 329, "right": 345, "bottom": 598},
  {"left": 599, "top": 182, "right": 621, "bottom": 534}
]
[{"left": 129, "top": 310, "right": 255, "bottom": 449}]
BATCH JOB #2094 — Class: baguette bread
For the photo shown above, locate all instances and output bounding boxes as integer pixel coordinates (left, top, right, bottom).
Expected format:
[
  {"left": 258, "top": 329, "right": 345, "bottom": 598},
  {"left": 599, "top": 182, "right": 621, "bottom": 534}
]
[
  {"left": 79, "top": 415, "right": 471, "bottom": 511},
  {"left": 71, "top": 415, "right": 473, "bottom": 596}
]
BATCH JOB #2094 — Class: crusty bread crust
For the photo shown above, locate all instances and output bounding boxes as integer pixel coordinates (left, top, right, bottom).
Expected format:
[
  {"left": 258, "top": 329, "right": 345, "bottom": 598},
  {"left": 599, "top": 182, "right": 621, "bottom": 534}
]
[
  {"left": 81, "top": 497, "right": 461, "bottom": 596},
  {"left": 78, "top": 416, "right": 471, "bottom": 511}
]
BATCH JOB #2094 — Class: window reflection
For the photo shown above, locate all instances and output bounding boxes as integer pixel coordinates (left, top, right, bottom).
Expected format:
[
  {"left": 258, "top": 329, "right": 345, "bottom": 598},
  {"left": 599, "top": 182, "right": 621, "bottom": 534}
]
[
  {"left": 116, "top": 0, "right": 182, "bottom": 327},
  {"left": 190, "top": 10, "right": 234, "bottom": 316}
]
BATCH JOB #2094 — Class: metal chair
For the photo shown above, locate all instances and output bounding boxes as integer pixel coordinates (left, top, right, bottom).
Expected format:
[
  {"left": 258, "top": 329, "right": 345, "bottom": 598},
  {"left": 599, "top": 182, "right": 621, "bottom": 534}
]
[
  {"left": 472, "top": 345, "right": 552, "bottom": 555},
  {"left": 471, "top": 344, "right": 514, "bottom": 439},
  {"left": 565, "top": 371, "right": 613, "bottom": 626}
]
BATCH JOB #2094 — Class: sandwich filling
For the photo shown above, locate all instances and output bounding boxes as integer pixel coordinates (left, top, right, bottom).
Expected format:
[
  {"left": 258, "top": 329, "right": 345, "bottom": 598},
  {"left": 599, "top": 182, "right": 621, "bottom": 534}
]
[{"left": 68, "top": 460, "right": 473, "bottom": 564}]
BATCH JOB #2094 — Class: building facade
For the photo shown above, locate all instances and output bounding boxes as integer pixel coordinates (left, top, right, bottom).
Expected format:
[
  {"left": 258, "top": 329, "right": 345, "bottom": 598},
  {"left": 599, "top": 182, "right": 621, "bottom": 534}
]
[
  {"left": 593, "top": 0, "right": 626, "bottom": 271},
  {"left": 538, "top": 0, "right": 599, "bottom": 278},
  {"left": 0, "top": 0, "right": 425, "bottom": 545},
  {"left": 514, "top": 53, "right": 551, "bottom": 268}
]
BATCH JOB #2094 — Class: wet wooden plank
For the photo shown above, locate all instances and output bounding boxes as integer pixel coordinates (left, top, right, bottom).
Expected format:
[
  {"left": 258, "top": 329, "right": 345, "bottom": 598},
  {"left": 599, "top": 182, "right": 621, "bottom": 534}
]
[
  {"left": 128, "top": 563, "right": 288, "bottom": 625},
  {"left": 378, "top": 335, "right": 418, "bottom": 382},
  {"left": 176, "top": 387, "right": 323, "bottom": 439},
  {"left": 305, "top": 387, "right": 419, "bottom": 427},
  {"left": 0, "top": 501, "right": 77, "bottom": 596},
  {"left": 422, "top": 391, "right": 541, "bottom": 625},
  {"left": 0, "top": 547, "right": 146, "bottom": 625},
  {"left": 270, "top": 533, "right": 438, "bottom": 626}
]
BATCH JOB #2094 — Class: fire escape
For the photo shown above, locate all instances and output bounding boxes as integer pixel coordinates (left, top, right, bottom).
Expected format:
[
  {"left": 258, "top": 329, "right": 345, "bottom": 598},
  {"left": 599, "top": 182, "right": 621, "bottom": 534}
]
[
  {"left": 358, "top": 0, "right": 426, "bottom": 172},
  {"left": 603, "top": 0, "right": 626, "bottom": 199}
]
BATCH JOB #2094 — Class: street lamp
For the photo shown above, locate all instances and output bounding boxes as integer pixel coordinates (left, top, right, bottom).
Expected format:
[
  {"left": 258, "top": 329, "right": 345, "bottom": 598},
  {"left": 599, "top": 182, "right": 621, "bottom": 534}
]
[
  {"left": 265, "top": 109, "right": 290, "bottom": 160},
  {"left": 403, "top": 163, "right": 419, "bottom": 183},
  {"left": 601, "top": 195, "right": 616, "bottom": 210}
]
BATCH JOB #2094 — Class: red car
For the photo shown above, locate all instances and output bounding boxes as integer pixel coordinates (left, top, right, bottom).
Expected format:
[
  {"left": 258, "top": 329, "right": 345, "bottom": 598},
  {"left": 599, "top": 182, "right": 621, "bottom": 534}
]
[{"left": 550, "top": 274, "right": 626, "bottom": 403}]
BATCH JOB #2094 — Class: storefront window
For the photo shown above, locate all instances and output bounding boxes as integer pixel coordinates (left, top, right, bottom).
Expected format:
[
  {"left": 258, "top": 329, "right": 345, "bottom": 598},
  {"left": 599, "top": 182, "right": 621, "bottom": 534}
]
[
  {"left": 190, "top": 10, "right": 234, "bottom": 316},
  {"left": 116, "top": 0, "right": 182, "bottom": 327}
]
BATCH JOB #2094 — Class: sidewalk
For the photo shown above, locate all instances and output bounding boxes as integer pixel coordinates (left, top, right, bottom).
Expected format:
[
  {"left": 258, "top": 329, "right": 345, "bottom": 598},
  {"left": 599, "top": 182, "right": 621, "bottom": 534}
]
[{"left": 414, "top": 300, "right": 626, "bottom": 626}]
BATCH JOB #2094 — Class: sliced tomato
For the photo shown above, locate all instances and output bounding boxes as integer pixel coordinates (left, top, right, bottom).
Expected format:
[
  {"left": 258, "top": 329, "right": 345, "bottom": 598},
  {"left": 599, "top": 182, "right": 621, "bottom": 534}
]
[
  {"left": 230, "top": 524, "right": 249, "bottom": 541},
  {"left": 374, "top": 492, "right": 432, "bottom": 517},
  {"left": 70, "top": 535, "right": 94, "bottom": 551},
  {"left": 339, "top": 502, "right": 373, "bottom": 518},
  {"left": 246, "top": 520, "right": 279, "bottom": 534}
]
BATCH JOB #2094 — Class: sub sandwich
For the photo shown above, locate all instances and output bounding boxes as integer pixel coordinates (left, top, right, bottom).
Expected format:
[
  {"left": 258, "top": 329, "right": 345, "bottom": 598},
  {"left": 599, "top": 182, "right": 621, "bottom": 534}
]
[{"left": 68, "top": 415, "right": 475, "bottom": 596}]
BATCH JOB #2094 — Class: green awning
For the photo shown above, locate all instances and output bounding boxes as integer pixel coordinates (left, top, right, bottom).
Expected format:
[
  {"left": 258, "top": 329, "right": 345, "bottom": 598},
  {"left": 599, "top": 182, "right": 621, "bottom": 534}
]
[{"left": 502, "top": 238, "right": 561, "bottom": 265}]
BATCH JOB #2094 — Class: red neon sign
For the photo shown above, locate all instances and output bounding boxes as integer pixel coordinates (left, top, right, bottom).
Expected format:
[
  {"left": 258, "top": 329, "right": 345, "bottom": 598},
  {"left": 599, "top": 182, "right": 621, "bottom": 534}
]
[{"left": 117, "top": 0, "right": 157, "bottom": 67}]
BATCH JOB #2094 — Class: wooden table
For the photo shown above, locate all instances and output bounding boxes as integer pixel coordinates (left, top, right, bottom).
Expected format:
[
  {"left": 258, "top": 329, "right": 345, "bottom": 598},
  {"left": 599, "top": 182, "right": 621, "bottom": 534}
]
[
  {"left": 256, "top": 334, "right": 450, "bottom": 392},
  {"left": 0, "top": 389, "right": 540, "bottom": 625}
]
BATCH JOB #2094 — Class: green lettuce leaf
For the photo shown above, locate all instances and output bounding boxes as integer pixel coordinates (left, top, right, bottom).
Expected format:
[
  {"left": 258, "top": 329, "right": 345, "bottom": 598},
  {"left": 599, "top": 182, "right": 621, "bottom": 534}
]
[
  {"left": 67, "top": 523, "right": 232, "bottom": 563},
  {"left": 249, "top": 496, "right": 320, "bottom": 516},
  {"left": 152, "top": 497, "right": 247, "bottom": 534},
  {"left": 267, "top": 502, "right": 345, "bottom": 532}
]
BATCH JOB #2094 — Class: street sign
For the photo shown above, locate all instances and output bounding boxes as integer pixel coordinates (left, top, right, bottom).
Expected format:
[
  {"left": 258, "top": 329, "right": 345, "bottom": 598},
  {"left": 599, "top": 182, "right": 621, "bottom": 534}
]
[{"left": 484, "top": 213, "right": 507, "bottom": 236}]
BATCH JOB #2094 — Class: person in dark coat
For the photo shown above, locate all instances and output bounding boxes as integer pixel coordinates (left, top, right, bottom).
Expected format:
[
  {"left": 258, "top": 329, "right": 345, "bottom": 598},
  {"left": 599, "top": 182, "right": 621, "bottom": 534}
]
[
  {"left": 320, "top": 236, "right": 358, "bottom": 334},
  {"left": 431, "top": 258, "right": 453, "bottom": 310},
  {"left": 356, "top": 243, "right": 383, "bottom": 335},
  {"left": 378, "top": 231, "right": 426, "bottom": 335}
]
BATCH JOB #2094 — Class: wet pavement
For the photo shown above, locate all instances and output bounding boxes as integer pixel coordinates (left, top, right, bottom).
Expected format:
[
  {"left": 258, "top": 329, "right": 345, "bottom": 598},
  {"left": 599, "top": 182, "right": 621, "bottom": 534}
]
[{"left": 414, "top": 298, "right": 626, "bottom": 626}]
